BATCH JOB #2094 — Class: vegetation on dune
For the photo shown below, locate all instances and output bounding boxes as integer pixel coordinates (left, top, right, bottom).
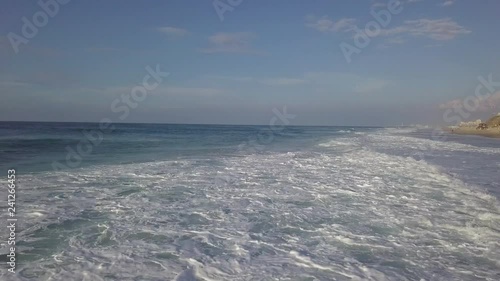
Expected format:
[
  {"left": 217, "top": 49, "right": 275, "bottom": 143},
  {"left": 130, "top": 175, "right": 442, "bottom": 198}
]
[{"left": 485, "top": 114, "right": 500, "bottom": 128}]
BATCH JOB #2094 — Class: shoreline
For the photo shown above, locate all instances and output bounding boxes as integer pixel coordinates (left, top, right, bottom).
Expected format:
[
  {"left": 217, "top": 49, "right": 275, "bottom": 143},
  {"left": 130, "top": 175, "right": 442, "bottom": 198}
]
[{"left": 445, "top": 127, "right": 500, "bottom": 138}]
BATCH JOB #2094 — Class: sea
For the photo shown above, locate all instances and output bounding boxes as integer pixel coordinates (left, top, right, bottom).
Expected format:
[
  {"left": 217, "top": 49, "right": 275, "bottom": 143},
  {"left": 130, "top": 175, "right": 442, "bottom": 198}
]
[{"left": 0, "top": 122, "right": 499, "bottom": 280}]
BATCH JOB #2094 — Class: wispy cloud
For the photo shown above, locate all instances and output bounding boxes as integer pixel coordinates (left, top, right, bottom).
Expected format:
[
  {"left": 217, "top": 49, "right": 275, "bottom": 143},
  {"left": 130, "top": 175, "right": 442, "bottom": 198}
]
[
  {"left": 203, "top": 75, "right": 254, "bottom": 82},
  {"left": 203, "top": 72, "right": 388, "bottom": 93},
  {"left": 79, "top": 85, "right": 226, "bottom": 97},
  {"left": 441, "top": 0, "right": 455, "bottom": 7},
  {"left": 424, "top": 43, "right": 444, "bottom": 48},
  {"left": 204, "top": 75, "right": 307, "bottom": 86},
  {"left": 307, "top": 16, "right": 470, "bottom": 42},
  {"left": 354, "top": 78, "right": 389, "bottom": 94},
  {"left": 305, "top": 15, "right": 356, "bottom": 33},
  {"left": 382, "top": 18, "right": 471, "bottom": 40},
  {"left": 0, "top": 71, "right": 76, "bottom": 88},
  {"left": 199, "top": 32, "right": 264, "bottom": 55},
  {"left": 259, "top": 78, "right": 308, "bottom": 86},
  {"left": 371, "top": 2, "right": 387, "bottom": 9},
  {"left": 439, "top": 91, "right": 500, "bottom": 112},
  {"left": 0, "top": 80, "right": 34, "bottom": 88},
  {"left": 0, "top": 36, "right": 62, "bottom": 57},
  {"left": 158, "top": 26, "right": 189, "bottom": 38},
  {"left": 386, "top": 37, "right": 406, "bottom": 44},
  {"left": 378, "top": 37, "right": 407, "bottom": 49},
  {"left": 303, "top": 72, "right": 390, "bottom": 94},
  {"left": 374, "top": 0, "right": 423, "bottom": 8},
  {"left": 85, "top": 47, "right": 122, "bottom": 53},
  {"left": 164, "top": 87, "right": 226, "bottom": 96}
]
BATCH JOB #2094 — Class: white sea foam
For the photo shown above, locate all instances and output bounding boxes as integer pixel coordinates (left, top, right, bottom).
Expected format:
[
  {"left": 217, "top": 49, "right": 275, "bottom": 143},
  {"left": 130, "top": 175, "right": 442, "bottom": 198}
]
[{"left": 3, "top": 129, "right": 500, "bottom": 280}]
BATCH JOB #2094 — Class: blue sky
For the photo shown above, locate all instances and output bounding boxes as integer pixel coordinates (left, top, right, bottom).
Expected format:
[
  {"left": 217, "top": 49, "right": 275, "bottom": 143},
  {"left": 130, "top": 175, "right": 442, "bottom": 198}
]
[{"left": 1, "top": 0, "right": 500, "bottom": 126}]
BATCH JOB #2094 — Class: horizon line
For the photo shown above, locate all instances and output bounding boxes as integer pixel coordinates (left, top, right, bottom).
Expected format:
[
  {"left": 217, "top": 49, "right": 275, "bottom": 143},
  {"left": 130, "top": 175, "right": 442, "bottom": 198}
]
[{"left": 0, "top": 120, "right": 390, "bottom": 128}]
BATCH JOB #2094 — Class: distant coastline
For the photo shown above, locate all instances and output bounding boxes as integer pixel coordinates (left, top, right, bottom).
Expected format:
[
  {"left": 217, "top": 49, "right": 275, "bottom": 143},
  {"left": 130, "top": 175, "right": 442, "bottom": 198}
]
[
  {"left": 446, "top": 113, "right": 500, "bottom": 139},
  {"left": 446, "top": 127, "right": 500, "bottom": 138}
]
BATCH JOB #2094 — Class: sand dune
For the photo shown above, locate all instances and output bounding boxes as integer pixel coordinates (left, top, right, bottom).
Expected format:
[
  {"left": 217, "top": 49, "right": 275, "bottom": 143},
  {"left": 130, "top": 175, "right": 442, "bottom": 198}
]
[{"left": 448, "top": 127, "right": 500, "bottom": 138}]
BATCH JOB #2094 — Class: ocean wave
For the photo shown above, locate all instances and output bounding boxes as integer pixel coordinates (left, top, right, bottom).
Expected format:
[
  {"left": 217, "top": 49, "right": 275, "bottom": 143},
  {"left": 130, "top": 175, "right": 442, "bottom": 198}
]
[{"left": 5, "top": 142, "right": 500, "bottom": 280}]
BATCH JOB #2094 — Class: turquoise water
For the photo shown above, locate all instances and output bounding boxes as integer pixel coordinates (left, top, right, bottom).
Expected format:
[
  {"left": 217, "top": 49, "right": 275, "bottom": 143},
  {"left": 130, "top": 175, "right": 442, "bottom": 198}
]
[{"left": 1, "top": 122, "right": 499, "bottom": 280}]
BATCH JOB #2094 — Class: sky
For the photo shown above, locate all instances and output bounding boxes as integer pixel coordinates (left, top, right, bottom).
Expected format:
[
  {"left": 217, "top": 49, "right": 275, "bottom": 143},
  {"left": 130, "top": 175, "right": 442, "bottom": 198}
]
[{"left": 1, "top": 0, "right": 500, "bottom": 126}]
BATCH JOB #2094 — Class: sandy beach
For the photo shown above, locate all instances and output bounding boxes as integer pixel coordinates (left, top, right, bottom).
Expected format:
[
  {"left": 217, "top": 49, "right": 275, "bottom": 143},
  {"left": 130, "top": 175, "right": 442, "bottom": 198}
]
[{"left": 447, "top": 127, "right": 500, "bottom": 138}]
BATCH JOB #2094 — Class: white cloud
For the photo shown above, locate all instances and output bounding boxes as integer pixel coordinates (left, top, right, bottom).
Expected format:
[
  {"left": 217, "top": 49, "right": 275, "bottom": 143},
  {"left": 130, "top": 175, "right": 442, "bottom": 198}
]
[
  {"left": 306, "top": 16, "right": 357, "bottom": 33},
  {"left": 388, "top": 18, "right": 470, "bottom": 40},
  {"left": 441, "top": 0, "right": 455, "bottom": 7},
  {"left": 158, "top": 26, "right": 189, "bottom": 38},
  {"left": 199, "top": 32, "right": 263, "bottom": 54},
  {"left": 307, "top": 15, "right": 470, "bottom": 43},
  {"left": 259, "top": 78, "right": 308, "bottom": 86}
]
